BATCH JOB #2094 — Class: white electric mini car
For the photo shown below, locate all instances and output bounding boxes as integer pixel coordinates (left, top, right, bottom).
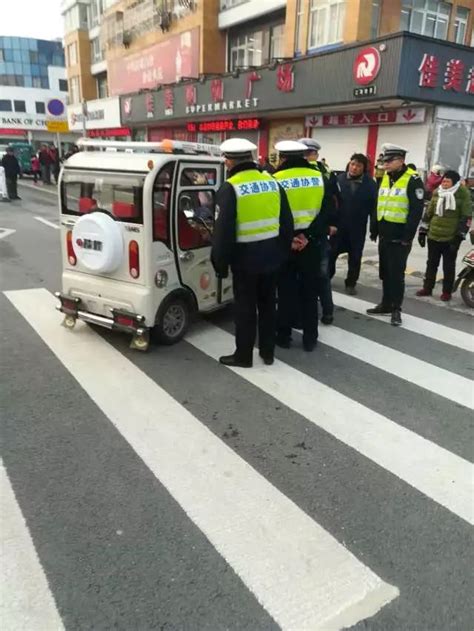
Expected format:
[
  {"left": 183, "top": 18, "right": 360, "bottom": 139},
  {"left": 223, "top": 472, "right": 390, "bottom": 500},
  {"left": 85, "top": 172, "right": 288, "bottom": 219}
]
[{"left": 56, "top": 139, "right": 232, "bottom": 350}]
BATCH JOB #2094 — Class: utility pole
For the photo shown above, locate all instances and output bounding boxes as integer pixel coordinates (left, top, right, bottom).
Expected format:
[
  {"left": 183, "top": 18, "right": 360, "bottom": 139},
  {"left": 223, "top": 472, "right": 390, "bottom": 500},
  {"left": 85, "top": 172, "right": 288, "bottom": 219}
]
[{"left": 81, "top": 99, "right": 88, "bottom": 138}]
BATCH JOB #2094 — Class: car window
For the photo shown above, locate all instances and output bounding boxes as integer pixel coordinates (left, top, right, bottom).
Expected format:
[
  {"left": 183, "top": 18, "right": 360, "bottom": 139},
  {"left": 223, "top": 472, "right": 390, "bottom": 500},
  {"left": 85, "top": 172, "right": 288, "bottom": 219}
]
[
  {"left": 61, "top": 171, "right": 144, "bottom": 224},
  {"left": 177, "top": 189, "right": 215, "bottom": 250},
  {"left": 153, "top": 162, "right": 175, "bottom": 243},
  {"left": 180, "top": 167, "right": 217, "bottom": 187}
]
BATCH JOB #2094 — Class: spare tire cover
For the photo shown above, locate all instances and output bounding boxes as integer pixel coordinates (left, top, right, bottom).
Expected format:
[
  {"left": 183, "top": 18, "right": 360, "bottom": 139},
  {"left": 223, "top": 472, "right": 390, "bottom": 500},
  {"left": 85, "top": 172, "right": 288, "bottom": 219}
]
[{"left": 72, "top": 211, "right": 123, "bottom": 273}]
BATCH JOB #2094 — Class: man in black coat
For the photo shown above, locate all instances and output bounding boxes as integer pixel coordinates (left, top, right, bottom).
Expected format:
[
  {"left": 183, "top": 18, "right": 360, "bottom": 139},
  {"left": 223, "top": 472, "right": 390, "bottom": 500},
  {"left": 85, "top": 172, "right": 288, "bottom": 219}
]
[
  {"left": 1, "top": 147, "right": 21, "bottom": 200},
  {"left": 211, "top": 138, "right": 294, "bottom": 368},
  {"left": 330, "top": 153, "right": 378, "bottom": 294}
]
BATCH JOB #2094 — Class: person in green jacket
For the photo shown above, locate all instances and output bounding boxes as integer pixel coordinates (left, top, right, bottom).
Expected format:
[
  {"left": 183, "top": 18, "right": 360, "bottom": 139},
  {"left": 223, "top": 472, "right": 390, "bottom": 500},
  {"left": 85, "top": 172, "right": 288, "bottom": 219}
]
[{"left": 416, "top": 170, "right": 472, "bottom": 301}]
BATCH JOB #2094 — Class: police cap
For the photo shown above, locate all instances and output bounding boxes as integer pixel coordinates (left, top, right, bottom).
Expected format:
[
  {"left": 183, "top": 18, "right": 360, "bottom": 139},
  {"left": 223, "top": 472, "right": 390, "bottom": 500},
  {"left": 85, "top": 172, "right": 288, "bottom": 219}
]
[
  {"left": 220, "top": 138, "right": 257, "bottom": 158},
  {"left": 298, "top": 137, "right": 321, "bottom": 152},
  {"left": 275, "top": 140, "right": 307, "bottom": 156},
  {"left": 381, "top": 143, "right": 407, "bottom": 161}
]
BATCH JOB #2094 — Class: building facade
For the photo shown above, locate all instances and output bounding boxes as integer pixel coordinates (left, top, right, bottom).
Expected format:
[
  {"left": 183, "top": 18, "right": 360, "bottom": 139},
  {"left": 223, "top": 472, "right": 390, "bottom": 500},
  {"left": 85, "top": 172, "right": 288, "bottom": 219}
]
[{"left": 0, "top": 36, "right": 78, "bottom": 146}]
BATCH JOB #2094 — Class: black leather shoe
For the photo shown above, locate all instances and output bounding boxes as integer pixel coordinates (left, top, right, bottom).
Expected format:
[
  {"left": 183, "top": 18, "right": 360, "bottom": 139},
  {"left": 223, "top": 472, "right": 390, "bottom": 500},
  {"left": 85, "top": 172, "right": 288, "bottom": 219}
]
[
  {"left": 321, "top": 314, "right": 333, "bottom": 325},
  {"left": 275, "top": 336, "right": 291, "bottom": 349},
  {"left": 303, "top": 340, "right": 317, "bottom": 352},
  {"left": 366, "top": 304, "right": 392, "bottom": 315},
  {"left": 259, "top": 353, "right": 274, "bottom": 366},
  {"left": 391, "top": 310, "right": 402, "bottom": 326},
  {"left": 345, "top": 285, "right": 357, "bottom": 296},
  {"left": 219, "top": 355, "right": 253, "bottom": 368}
]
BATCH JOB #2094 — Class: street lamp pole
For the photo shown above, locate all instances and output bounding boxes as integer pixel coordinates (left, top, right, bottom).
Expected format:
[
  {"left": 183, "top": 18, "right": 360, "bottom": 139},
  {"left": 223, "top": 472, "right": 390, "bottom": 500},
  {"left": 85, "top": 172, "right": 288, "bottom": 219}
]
[{"left": 81, "top": 99, "right": 88, "bottom": 138}]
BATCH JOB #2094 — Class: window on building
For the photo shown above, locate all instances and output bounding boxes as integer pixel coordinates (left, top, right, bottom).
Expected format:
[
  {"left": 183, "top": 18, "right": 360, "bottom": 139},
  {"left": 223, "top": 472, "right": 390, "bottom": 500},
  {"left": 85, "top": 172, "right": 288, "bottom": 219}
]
[
  {"left": 79, "top": 3, "right": 89, "bottom": 29},
  {"left": 0, "top": 100, "right": 12, "bottom": 111},
  {"left": 69, "top": 76, "right": 81, "bottom": 103},
  {"left": 59, "top": 78, "right": 68, "bottom": 92},
  {"left": 36, "top": 101, "right": 46, "bottom": 114},
  {"left": 67, "top": 42, "right": 77, "bottom": 66},
  {"left": 89, "top": 0, "right": 99, "bottom": 27},
  {"left": 29, "top": 50, "right": 39, "bottom": 64},
  {"left": 270, "top": 23, "right": 285, "bottom": 60},
  {"left": 454, "top": 6, "right": 470, "bottom": 44},
  {"left": 294, "top": 0, "right": 305, "bottom": 53},
  {"left": 308, "top": 0, "right": 346, "bottom": 50},
  {"left": 32, "top": 77, "right": 42, "bottom": 88},
  {"left": 13, "top": 100, "right": 26, "bottom": 112},
  {"left": 96, "top": 73, "right": 108, "bottom": 98},
  {"left": 401, "top": 0, "right": 451, "bottom": 40},
  {"left": 371, "top": 0, "right": 382, "bottom": 38},
  {"left": 0, "top": 49, "right": 4, "bottom": 62},
  {"left": 229, "top": 29, "right": 264, "bottom": 70},
  {"left": 90, "top": 38, "right": 102, "bottom": 63}
]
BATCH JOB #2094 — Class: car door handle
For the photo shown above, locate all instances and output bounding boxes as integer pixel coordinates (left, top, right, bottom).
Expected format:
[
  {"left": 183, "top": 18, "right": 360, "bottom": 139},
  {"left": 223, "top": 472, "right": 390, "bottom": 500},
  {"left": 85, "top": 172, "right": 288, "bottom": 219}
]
[{"left": 179, "top": 251, "right": 194, "bottom": 262}]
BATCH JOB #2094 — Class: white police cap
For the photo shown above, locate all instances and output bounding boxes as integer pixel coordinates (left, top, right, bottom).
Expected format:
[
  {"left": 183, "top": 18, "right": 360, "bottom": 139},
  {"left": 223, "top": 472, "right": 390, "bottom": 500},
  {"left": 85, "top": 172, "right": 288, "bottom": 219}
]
[
  {"left": 220, "top": 138, "right": 257, "bottom": 157},
  {"left": 381, "top": 143, "right": 407, "bottom": 159},
  {"left": 275, "top": 140, "right": 308, "bottom": 155},
  {"left": 298, "top": 137, "right": 321, "bottom": 151}
]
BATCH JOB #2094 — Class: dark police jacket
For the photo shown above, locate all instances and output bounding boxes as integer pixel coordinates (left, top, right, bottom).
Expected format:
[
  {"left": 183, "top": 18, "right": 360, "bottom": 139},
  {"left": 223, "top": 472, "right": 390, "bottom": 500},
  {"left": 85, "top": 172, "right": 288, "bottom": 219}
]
[
  {"left": 1, "top": 153, "right": 20, "bottom": 178},
  {"left": 211, "top": 162, "right": 294, "bottom": 277},
  {"left": 374, "top": 165, "right": 425, "bottom": 242}
]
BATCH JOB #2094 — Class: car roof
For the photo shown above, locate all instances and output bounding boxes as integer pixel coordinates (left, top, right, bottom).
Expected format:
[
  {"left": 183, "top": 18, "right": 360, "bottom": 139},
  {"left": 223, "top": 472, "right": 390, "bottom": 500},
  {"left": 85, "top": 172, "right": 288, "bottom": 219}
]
[{"left": 64, "top": 151, "right": 222, "bottom": 173}]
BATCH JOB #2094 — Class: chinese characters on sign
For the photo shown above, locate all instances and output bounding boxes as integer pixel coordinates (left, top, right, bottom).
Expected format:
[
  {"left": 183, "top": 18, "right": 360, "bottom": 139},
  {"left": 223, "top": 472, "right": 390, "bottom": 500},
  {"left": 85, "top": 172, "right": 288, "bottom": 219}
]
[
  {"left": 186, "top": 119, "right": 260, "bottom": 133},
  {"left": 145, "top": 93, "right": 154, "bottom": 118},
  {"left": 185, "top": 85, "right": 197, "bottom": 107},
  {"left": 210, "top": 79, "right": 224, "bottom": 103},
  {"left": 276, "top": 64, "right": 294, "bottom": 92},
  {"left": 354, "top": 86, "right": 377, "bottom": 98},
  {"left": 305, "top": 108, "right": 426, "bottom": 128},
  {"left": 246, "top": 71, "right": 261, "bottom": 99},
  {"left": 419, "top": 54, "right": 473, "bottom": 93},
  {"left": 164, "top": 89, "right": 174, "bottom": 116}
]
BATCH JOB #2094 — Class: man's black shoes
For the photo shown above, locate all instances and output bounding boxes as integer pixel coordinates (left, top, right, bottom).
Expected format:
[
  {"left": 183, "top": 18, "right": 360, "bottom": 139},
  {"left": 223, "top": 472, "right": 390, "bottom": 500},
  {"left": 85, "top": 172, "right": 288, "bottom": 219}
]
[
  {"left": 259, "top": 353, "right": 274, "bottom": 366},
  {"left": 366, "top": 304, "right": 392, "bottom": 315},
  {"left": 391, "top": 310, "right": 402, "bottom": 326},
  {"left": 321, "top": 314, "right": 333, "bottom": 325},
  {"left": 219, "top": 355, "right": 253, "bottom": 368}
]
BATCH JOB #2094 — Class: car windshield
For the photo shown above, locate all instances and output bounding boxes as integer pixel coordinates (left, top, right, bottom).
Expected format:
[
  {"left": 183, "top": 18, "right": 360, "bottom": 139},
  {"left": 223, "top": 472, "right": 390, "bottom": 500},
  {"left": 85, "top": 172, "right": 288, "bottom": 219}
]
[{"left": 61, "top": 170, "right": 145, "bottom": 224}]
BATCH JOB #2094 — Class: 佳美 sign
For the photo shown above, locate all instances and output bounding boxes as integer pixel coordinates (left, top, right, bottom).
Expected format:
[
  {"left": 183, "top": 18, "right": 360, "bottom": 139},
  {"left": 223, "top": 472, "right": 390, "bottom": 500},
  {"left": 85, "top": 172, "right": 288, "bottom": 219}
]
[
  {"left": 186, "top": 119, "right": 261, "bottom": 133},
  {"left": 305, "top": 108, "right": 426, "bottom": 128}
]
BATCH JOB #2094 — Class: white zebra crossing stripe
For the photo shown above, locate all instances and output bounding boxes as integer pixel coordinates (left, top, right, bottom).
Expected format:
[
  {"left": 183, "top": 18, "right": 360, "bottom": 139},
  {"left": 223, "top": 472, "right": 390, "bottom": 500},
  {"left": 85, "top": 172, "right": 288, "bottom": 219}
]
[
  {"left": 0, "top": 460, "right": 65, "bottom": 631},
  {"left": 333, "top": 292, "right": 474, "bottom": 351},
  {"left": 186, "top": 324, "right": 474, "bottom": 526},
  {"left": 5, "top": 288, "right": 398, "bottom": 631},
  {"left": 34, "top": 216, "right": 60, "bottom": 230},
  {"left": 317, "top": 325, "right": 474, "bottom": 409}
]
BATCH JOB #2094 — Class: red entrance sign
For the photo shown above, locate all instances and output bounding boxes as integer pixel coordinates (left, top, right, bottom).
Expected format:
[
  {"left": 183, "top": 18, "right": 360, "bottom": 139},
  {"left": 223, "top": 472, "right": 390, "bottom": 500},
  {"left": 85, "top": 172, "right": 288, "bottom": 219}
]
[
  {"left": 87, "top": 127, "right": 131, "bottom": 138},
  {"left": 186, "top": 119, "right": 260, "bottom": 133},
  {"left": 0, "top": 128, "right": 27, "bottom": 136},
  {"left": 353, "top": 47, "right": 381, "bottom": 86}
]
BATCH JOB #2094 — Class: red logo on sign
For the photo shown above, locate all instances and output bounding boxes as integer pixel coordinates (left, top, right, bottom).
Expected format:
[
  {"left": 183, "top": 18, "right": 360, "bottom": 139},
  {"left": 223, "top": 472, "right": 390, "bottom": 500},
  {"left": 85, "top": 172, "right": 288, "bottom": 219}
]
[
  {"left": 276, "top": 64, "right": 294, "bottom": 92},
  {"left": 246, "top": 71, "right": 261, "bottom": 99},
  {"left": 210, "top": 79, "right": 224, "bottom": 103},
  {"left": 353, "top": 47, "right": 381, "bottom": 85},
  {"left": 185, "top": 85, "right": 197, "bottom": 106}
]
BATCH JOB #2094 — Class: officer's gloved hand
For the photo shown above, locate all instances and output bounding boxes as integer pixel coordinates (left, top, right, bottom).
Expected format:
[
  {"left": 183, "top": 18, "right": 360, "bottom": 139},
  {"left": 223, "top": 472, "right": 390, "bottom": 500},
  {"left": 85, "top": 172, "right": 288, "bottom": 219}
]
[{"left": 418, "top": 232, "right": 427, "bottom": 248}]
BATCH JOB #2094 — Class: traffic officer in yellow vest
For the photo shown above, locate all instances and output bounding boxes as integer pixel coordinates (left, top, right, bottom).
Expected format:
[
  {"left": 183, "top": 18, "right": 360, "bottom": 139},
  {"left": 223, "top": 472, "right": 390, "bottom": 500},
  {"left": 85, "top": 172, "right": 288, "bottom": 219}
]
[
  {"left": 368, "top": 143, "right": 424, "bottom": 326},
  {"left": 211, "top": 138, "right": 294, "bottom": 368},
  {"left": 274, "top": 140, "right": 335, "bottom": 351}
]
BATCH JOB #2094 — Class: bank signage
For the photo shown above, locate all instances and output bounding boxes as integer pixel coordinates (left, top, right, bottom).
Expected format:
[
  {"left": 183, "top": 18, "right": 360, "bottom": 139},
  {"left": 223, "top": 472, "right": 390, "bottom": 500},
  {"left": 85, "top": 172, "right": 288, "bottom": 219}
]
[
  {"left": 120, "top": 33, "right": 473, "bottom": 127},
  {"left": 0, "top": 114, "right": 47, "bottom": 130},
  {"left": 68, "top": 97, "right": 122, "bottom": 131}
]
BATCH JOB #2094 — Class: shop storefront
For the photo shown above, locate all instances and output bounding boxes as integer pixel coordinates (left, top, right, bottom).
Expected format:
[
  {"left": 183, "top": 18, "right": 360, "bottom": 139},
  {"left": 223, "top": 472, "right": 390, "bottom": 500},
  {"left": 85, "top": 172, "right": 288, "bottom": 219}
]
[
  {"left": 68, "top": 97, "right": 131, "bottom": 140},
  {"left": 119, "top": 32, "right": 473, "bottom": 176}
]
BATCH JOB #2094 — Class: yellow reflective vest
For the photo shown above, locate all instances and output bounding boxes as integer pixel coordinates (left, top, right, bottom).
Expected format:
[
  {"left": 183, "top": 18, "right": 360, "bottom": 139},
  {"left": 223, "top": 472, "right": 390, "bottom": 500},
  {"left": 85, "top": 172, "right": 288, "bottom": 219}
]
[
  {"left": 274, "top": 166, "right": 324, "bottom": 230},
  {"left": 227, "top": 169, "right": 281, "bottom": 243},
  {"left": 377, "top": 168, "right": 417, "bottom": 224}
]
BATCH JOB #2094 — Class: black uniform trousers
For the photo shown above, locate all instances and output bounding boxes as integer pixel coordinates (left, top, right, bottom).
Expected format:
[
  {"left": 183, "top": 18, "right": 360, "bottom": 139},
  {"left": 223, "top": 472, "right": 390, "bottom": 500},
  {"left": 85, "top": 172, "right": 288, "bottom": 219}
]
[
  {"left": 378, "top": 238, "right": 411, "bottom": 310},
  {"left": 278, "top": 256, "right": 319, "bottom": 346},
  {"left": 6, "top": 176, "right": 18, "bottom": 199},
  {"left": 232, "top": 269, "right": 278, "bottom": 362},
  {"left": 424, "top": 239, "right": 460, "bottom": 294},
  {"left": 329, "top": 232, "right": 364, "bottom": 288}
]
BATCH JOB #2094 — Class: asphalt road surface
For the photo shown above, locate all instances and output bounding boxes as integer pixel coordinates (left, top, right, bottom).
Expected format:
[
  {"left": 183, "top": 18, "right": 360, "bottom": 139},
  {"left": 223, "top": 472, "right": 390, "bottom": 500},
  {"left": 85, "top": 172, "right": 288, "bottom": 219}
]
[{"left": 1, "top": 183, "right": 473, "bottom": 631}]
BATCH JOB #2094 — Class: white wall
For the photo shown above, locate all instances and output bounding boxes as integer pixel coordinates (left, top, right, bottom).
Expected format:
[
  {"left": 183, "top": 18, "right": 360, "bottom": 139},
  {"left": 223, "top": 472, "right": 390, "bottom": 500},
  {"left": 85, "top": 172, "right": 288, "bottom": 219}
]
[
  {"left": 311, "top": 127, "right": 368, "bottom": 171},
  {"left": 219, "top": 0, "right": 286, "bottom": 29},
  {"left": 377, "top": 122, "right": 431, "bottom": 174}
]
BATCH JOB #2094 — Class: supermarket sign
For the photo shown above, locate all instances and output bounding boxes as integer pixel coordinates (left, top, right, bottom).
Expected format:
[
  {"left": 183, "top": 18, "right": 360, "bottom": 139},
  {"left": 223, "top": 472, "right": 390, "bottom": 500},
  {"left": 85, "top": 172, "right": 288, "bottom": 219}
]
[{"left": 305, "top": 107, "right": 426, "bottom": 127}]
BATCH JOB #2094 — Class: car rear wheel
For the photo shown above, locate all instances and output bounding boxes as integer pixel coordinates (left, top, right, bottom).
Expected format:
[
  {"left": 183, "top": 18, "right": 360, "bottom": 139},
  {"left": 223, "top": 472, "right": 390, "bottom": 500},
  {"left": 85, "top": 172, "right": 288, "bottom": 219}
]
[{"left": 153, "top": 297, "right": 190, "bottom": 345}]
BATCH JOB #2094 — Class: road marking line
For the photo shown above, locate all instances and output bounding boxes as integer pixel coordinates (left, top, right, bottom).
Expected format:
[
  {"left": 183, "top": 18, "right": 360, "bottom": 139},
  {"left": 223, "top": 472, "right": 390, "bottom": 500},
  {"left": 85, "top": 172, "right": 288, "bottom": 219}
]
[
  {"left": 0, "top": 228, "right": 16, "bottom": 240},
  {"left": 333, "top": 292, "right": 474, "bottom": 351},
  {"left": 186, "top": 324, "right": 474, "bottom": 526},
  {"left": 317, "top": 325, "right": 473, "bottom": 409},
  {"left": 33, "top": 216, "right": 60, "bottom": 230},
  {"left": 0, "top": 460, "right": 64, "bottom": 631},
  {"left": 5, "top": 288, "right": 398, "bottom": 631}
]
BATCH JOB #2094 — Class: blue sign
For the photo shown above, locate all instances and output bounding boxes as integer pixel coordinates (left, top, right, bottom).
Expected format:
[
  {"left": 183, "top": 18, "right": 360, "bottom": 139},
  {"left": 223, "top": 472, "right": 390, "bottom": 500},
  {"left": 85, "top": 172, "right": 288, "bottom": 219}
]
[{"left": 47, "top": 99, "right": 65, "bottom": 117}]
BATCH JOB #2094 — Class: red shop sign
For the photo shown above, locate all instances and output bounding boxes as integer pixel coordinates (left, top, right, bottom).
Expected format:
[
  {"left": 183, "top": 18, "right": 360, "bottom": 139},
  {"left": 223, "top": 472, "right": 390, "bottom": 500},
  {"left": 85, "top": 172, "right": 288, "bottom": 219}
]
[
  {"left": 186, "top": 119, "right": 261, "bottom": 133},
  {"left": 305, "top": 108, "right": 426, "bottom": 127},
  {"left": 353, "top": 47, "right": 381, "bottom": 86},
  {"left": 87, "top": 127, "right": 131, "bottom": 138},
  {"left": 0, "top": 128, "right": 27, "bottom": 136}
]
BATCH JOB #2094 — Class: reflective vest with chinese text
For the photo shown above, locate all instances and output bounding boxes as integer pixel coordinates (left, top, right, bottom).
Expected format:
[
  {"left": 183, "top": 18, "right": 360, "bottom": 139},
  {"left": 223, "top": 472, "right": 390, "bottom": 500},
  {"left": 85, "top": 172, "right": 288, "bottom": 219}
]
[
  {"left": 274, "top": 166, "right": 324, "bottom": 230},
  {"left": 377, "top": 168, "right": 416, "bottom": 224}
]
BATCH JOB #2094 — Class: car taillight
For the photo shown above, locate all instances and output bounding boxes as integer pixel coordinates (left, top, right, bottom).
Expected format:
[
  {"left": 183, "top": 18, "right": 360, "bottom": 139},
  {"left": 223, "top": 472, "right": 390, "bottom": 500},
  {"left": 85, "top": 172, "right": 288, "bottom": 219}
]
[
  {"left": 116, "top": 315, "right": 135, "bottom": 327},
  {"left": 66, "top": 230, "right": 76, "bottom": 265},
  {"left": 129, "top": 240, "right": 139, "bottom": 279}
]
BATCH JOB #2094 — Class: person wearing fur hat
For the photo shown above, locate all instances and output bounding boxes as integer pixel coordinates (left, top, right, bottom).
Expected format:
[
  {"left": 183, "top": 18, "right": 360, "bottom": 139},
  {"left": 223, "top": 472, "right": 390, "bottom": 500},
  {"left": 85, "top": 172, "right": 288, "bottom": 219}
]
[{"left": 417, "top": 170, "right": 472, "bottom": 301}]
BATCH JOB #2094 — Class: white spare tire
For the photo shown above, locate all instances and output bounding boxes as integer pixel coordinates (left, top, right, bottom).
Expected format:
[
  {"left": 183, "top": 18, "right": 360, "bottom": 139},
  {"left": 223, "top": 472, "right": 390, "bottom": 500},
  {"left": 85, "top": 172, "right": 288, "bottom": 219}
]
[{"left": 72, "top": 211, "right": 123, "bottom": 274}]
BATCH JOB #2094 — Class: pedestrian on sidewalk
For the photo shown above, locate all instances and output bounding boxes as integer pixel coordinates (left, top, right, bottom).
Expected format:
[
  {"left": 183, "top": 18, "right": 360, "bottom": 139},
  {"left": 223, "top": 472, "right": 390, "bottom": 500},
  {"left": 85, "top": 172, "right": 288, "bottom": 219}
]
[
  {"left": 367, "top": 144, "right": 424, "bottom": 326},
  {"left": 425, "top": 164, "right": 444, "bottom": 200},
  {"left": 330, "top": 153, "right": 378, "bottom": 296},
  {"left": 39, "top": 145, "right": 52, "bottom": 185},
  {"left": 211, "top": 138, "right": 293, "bottom": 368},
  {"left": 416, "top": 170, "right": 471, "bottom": 301},
  {"left": 31, "top": 155, "right": 40, "bottom": 184},
  {"left": 1, "top": 147, "right": 21, "bottom": 200}
]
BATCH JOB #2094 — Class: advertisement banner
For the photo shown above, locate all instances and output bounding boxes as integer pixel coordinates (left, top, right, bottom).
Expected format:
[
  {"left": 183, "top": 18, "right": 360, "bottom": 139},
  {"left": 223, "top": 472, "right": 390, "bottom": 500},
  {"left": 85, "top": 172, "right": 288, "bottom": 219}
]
[{"left": 109, "top": 28, "right": 200, "bottom": 96}]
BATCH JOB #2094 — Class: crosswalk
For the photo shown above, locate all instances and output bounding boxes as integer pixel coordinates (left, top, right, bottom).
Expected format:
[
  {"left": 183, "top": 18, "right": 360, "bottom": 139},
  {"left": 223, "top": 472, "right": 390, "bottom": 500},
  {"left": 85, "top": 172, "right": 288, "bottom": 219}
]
[{"left": 1, "top": 287, "right": 473, "bottom": 631}]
